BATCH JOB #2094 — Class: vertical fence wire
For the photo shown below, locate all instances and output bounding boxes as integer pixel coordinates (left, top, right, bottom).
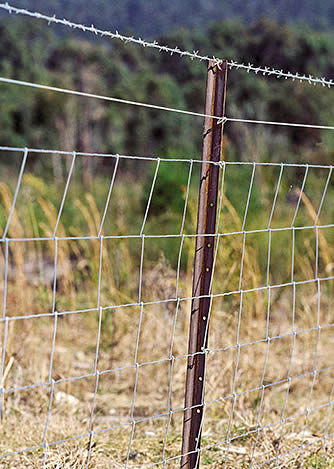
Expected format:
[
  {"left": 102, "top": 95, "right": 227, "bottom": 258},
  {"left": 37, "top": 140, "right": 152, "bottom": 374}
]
[{"left": 0, "top": 150, "right": 333, "bottom": 468}]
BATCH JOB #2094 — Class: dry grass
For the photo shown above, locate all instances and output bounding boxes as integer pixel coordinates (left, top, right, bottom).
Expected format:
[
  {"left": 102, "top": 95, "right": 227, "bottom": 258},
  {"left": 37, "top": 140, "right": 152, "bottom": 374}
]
[{"left": 0, "top": 164, "right": 334, "bottom": 468}]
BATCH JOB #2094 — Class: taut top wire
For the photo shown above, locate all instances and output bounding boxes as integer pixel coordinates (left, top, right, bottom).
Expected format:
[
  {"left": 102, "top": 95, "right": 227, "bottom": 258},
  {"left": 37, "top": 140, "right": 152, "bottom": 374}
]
[{"left": 0, "top": 2, "right": 333, "bottom": 89}]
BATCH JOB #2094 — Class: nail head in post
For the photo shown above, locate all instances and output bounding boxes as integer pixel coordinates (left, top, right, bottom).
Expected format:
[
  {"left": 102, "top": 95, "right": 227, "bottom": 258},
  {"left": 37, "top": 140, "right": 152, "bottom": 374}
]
[{"left": 181, "top": 57, "right": 228, "bottom": 469}]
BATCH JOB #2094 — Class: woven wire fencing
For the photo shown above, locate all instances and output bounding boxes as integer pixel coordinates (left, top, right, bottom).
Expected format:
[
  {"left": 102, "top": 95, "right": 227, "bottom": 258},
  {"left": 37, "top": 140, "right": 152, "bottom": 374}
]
[
  {"left": 0, "top": 146, "right": 333, "bottom": 468},
  {"left": 0, "top": 3, "right": 334, "bottom": 468}
]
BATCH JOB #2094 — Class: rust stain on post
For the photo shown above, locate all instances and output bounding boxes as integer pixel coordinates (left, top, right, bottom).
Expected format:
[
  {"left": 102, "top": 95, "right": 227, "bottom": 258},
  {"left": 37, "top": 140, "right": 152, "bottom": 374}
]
[{"left": 181, "top": 59, "right": 228, "bottom": 469}]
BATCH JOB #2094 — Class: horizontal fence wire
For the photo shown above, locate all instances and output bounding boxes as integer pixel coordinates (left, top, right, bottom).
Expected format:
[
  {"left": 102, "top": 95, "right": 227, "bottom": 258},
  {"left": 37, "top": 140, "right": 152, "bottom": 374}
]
[
  {"left": 0, "top": 145, "right": 334, "bottom": 467},
  {"left": 2, "top": 146, "right": 334, "bottom": 166},
  {"left": 0, "top": 77, "right": 334, "bottom": 131},
  {"left": 0, "top": 5, "right": 333, "bottom": 466},
  {"left": 1, "top": 2, "right": 334, "bottom": 89}
]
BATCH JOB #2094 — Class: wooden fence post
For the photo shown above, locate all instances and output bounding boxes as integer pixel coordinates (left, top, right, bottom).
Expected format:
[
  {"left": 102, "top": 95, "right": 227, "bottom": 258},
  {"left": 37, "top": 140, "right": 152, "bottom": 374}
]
[{"left": 180, "top": 59, "right": 228, "bottom": 469}]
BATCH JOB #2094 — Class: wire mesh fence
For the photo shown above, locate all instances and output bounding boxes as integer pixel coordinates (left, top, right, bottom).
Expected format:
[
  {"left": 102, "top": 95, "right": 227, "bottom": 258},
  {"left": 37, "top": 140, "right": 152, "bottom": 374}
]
[
  {"left": 0, "top": 145, "right": 333, "bottom": 468},
  {"left": 0, "top": 3, "right": 333, "bottom": 468}
]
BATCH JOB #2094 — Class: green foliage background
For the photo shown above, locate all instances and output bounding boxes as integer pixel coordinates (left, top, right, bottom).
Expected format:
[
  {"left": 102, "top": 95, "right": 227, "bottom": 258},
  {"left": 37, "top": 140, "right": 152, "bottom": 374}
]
[
  {"left": 0, "top": 11, "right": 332, "bottom": 291},
  {"left": 4, "top": 0, "right": 334, "bottom": 37},
  {"left": 0, "top": 14, "right": 333, "bottom": 253},
  {"left": 0, "top": 17, "right": 333, "bottom": 164}
]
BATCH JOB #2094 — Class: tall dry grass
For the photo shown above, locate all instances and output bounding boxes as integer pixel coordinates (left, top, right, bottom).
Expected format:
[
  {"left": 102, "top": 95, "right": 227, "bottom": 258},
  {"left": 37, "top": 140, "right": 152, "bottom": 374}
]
[{"left": 0, "top": 167, "right": 333, "bottom": 468}]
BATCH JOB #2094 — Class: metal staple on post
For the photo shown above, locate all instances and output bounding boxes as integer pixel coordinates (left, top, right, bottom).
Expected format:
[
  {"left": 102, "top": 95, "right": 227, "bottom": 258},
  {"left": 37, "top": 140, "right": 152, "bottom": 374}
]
[{"left": 181, "top": 59, "right": 228, "bottom": 468}]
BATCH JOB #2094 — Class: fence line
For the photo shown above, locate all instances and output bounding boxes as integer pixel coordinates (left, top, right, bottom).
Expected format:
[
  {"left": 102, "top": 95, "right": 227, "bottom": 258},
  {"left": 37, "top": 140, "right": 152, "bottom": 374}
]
[
  {"left": 1, "top": 76, "right": 334, "bottom": 131},
  {"left": 1, "top": 274, "right": 334, "bottom": 323},
  {"left": 0, "top": 6, "right": 333, "bottom": 467},
  {"left": 1, "top": 143, "right": 334, "bottom": 466},
  {"left": 2, "top": 146, "right": 334, "bottom": 168},
  {"left": 1, "top": 2, "right": 334, "bottom": 89}
]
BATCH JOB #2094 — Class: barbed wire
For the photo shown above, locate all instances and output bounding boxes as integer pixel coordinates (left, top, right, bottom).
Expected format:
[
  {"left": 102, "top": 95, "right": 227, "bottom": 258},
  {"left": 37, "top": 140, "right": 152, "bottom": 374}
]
[
  {"left": 0, "top": 4, "right": 333, "bottom": 465},
  {"left": 0, "top": 2, "right": 333, "bottom": 89}
]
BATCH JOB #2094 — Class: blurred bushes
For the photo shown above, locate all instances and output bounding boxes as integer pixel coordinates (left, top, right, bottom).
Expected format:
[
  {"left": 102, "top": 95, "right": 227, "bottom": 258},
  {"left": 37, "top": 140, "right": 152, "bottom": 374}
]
[{"left": 0, "top": 17, "right": 333, "bottom": 166}]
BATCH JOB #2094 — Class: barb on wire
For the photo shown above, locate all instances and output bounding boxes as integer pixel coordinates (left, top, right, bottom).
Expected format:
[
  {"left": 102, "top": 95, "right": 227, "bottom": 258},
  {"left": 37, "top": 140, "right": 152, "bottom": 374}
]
[{"left": 0, "top": 2, "right": 333, "bottom": 88}]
